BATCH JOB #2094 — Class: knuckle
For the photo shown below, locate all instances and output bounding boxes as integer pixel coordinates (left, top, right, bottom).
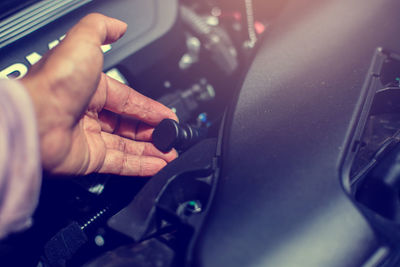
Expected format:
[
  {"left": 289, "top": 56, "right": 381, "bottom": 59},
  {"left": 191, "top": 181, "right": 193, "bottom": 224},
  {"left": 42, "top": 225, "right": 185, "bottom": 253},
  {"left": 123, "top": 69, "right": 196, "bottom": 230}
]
[
  {"left": 120, "top": 153, "right": 129, "bottom": 175},
  {"left": 83, "top": 13, "right": 105, "bottom": 23},
  {"left": 118, "top": 136, "right": 127, "bottom": 152},
  {"left": 121, "top": 88, "right": 132, "bottom": 114}
]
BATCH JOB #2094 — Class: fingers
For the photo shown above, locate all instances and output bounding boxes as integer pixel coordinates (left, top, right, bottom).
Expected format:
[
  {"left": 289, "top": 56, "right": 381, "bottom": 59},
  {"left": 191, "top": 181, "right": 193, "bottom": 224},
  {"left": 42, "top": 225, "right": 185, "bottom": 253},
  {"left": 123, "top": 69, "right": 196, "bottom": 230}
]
[
  {"left": 99, "top": 132, "right": 178, "bottom": 176},
  {"left": 66, "top": 13, "right": 127, "bottom": 46},
  {"left": 99, "top": 151, "right": 167, "bottom": 176},
  {"left": 101, "top": 132, "right": 177, "bottom": 163},
  {"left": 103, "top": 74, "right": 178, "bottom": 126},
  {"left": 99, "top": 110, "right": 154, "bottom": 141}
]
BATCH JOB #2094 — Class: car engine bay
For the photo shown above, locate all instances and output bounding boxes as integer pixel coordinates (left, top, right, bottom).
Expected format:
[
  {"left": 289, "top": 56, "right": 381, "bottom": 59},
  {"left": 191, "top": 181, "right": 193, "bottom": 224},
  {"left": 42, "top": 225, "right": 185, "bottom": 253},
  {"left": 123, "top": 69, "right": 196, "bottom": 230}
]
[{"left": 1, "top": 0, "right": 400, "bottom": 266}]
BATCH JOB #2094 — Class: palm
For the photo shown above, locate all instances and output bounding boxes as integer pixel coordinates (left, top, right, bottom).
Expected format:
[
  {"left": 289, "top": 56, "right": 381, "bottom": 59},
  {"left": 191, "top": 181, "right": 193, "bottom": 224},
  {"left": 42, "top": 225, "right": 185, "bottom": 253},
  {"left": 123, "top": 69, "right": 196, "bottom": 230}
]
[{"left": 75, "top": 112, "right": 107, "bottom": 175}]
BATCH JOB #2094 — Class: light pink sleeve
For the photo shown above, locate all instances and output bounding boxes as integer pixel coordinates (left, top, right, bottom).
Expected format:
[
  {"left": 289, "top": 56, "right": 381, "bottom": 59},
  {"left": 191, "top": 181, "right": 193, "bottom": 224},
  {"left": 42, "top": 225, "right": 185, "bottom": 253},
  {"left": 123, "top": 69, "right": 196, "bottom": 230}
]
[{"left": 0, "top": 79, "right": 41, "bottom": 239}]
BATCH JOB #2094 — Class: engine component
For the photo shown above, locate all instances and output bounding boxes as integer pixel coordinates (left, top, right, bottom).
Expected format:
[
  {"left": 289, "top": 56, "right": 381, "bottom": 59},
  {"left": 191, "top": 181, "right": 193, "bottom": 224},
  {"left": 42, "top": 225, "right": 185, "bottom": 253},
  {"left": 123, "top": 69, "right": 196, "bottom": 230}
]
[
  {"left": 180, "top": 5, "right": 238, "bottom": 75},
  {"left": 107, "top": 139, "right": 218, "bottom": 242},
  {"left": 157, "top": 79, "right": 215, "bottom": 123},
  {"left": 83, "top": 239, "right": 174, "bottom": 267},
  {"left": 152, "top": 119, "right": 208, "bottom": 153}
]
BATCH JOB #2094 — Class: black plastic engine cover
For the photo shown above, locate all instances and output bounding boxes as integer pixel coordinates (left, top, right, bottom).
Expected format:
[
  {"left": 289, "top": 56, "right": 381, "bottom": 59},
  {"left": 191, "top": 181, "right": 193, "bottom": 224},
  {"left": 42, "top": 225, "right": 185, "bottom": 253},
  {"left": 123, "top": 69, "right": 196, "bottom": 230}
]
[
  {"left": 194, "top": 0, "right": 400, "bottom": 266},
  {"left": 0, "top": 0, "right": 178, "bottom": 76}
]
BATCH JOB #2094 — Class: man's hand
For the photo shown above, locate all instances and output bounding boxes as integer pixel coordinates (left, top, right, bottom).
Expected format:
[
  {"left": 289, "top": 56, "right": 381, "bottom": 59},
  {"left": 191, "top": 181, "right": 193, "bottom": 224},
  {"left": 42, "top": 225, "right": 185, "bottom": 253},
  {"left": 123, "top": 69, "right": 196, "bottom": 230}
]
[{"left": 21, "top": 13, "right": 178, "bottom": 176}]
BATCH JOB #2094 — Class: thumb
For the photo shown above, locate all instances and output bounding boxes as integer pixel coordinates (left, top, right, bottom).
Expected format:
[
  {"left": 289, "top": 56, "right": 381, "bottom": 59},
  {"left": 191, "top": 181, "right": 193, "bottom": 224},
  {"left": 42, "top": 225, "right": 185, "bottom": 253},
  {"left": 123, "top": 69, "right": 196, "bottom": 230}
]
[{"left": 65, "top": 13, "right": 128, "bottom": 46}]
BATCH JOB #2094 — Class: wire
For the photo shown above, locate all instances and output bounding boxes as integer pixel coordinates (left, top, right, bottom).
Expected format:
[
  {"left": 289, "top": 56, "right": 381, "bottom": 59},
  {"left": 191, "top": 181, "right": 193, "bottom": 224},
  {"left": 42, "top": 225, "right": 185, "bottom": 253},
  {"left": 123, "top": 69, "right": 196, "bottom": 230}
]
[{"left": 244, "top": 0, "right": 257, "bottom": 48}]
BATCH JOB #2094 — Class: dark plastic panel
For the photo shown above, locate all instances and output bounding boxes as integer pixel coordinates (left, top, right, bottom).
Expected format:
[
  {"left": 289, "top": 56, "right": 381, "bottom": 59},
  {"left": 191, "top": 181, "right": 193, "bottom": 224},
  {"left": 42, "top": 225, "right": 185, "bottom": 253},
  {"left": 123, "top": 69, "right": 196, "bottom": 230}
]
[
  {"left": 0, "top": 0, "right": 178, "bottom": 74},
  {"left": 195, "top": 0, "right": 400, "bottom": 266}
]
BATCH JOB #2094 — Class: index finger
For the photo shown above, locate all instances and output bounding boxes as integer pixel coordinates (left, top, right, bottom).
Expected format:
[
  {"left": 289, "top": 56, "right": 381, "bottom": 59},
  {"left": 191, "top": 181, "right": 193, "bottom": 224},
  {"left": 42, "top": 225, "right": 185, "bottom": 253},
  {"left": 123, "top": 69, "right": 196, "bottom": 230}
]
[{"left": 103, "top": 74, "right": 178, "bottom": 126}]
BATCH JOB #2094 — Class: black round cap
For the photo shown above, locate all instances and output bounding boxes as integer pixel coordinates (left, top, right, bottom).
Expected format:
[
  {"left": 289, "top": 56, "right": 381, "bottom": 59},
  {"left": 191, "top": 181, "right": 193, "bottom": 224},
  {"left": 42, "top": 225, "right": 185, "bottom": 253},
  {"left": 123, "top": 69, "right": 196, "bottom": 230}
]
[{"left": 152, "top": 119, "right": 180, "bottom": 152}]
